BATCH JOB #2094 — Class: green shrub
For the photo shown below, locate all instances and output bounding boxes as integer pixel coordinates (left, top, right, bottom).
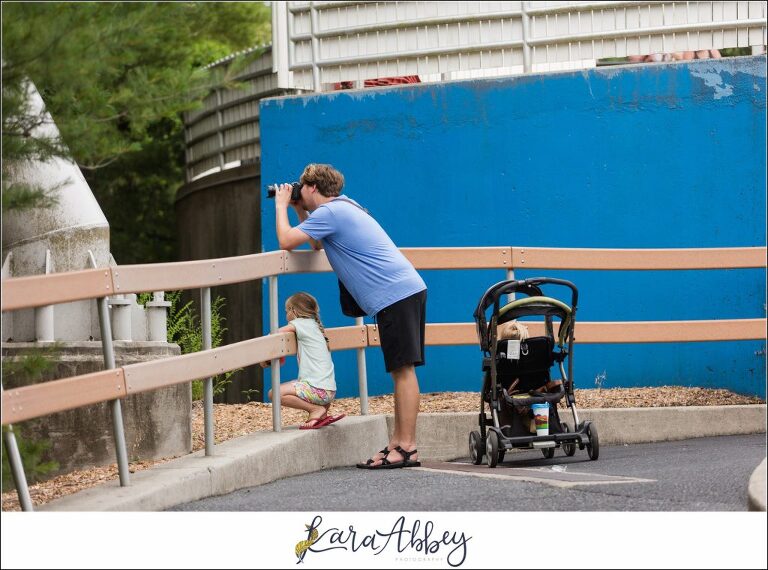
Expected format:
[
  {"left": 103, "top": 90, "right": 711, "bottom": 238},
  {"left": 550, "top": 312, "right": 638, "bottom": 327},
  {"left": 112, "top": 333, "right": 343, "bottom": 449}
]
[{"left": 163, "top": 290, "right": 237, "bottom": 400}]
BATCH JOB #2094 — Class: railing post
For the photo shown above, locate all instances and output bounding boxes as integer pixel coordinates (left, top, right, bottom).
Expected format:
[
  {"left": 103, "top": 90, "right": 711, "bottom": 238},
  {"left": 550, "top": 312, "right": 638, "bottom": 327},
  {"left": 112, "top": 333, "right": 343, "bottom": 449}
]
[
  {"left": 506, "top": 268, "right": 516, "bottom": 305},
  {"left": 90, "top": 251, "right": 130, "bottom": 486},
  {"left": 521, "top": 2, "right": 532, "bottom": 73},
  {"left": 201, "top": 287, "right": 215, "bottom": 455},
  {"left": 355, "top": 316, "right": 369, "bottom": 415},
  {"left": 269, "top": 275, "right": 281, "bottom": 431},
  {"left": 1, "top": 385, "right": 34, "bottom": 512},
  {"left": 97, "top": 298, "right": 131, "bottom": 486}
]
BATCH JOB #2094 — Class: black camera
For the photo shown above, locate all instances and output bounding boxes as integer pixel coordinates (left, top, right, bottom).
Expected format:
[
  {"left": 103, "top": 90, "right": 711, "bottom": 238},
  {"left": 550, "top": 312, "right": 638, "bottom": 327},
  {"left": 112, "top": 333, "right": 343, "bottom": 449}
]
[{"left": 266, "top": 181, "right": 302, "bottom": 201}]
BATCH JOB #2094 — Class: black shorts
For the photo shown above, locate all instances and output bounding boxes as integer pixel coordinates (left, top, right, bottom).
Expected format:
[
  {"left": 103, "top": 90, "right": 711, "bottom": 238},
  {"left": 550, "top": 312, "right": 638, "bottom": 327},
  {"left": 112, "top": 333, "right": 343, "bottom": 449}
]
[{"left": 376, "top": 289, "right": 427, "bottom": 373}]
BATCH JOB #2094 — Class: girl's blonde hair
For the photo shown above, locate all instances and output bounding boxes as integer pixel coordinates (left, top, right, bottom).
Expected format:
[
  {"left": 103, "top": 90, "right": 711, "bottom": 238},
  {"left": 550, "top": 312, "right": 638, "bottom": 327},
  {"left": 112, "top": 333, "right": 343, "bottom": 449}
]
[{"left": 286, "top": 292, "right": 330, "bottom": 349}]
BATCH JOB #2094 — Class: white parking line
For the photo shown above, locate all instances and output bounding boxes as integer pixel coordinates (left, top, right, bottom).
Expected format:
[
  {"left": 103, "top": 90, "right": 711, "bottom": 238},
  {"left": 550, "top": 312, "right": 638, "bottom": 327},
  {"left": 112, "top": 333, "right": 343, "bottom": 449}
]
[{"left": 415, "top": 465, "right": 656, "bottom": 489}]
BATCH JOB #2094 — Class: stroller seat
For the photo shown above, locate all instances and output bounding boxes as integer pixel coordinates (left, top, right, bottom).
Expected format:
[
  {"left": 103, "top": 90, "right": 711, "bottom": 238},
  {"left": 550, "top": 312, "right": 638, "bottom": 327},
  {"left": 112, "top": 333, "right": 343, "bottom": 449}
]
[{"left": 483, "top": 295, "right": 572, "bottom": 398}]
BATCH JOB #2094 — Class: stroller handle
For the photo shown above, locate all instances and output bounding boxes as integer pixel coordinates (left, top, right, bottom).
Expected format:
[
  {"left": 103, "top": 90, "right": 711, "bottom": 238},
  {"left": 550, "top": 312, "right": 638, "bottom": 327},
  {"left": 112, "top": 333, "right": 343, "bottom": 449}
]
[
  {"left": 473, "top": 277, "right": 579, "bottom": 352},
  {"left": 474, "top": 277, "right": 578, "bottom": 320}
]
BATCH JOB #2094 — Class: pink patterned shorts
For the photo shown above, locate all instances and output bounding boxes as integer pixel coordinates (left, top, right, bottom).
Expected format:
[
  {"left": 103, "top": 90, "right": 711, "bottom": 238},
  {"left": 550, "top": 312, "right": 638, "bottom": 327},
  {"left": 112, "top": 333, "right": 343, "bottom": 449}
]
[{"left": 293, "top": 381, "right": 335, "bottom": 405}]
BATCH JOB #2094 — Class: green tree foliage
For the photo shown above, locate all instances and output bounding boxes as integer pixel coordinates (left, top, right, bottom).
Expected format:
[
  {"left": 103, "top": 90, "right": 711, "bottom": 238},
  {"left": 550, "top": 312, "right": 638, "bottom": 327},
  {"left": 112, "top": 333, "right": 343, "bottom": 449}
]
[
  {"left": 1, "top": 429, "right": 60, "bottom": 489},
  {"left": 1, "top": 345, "right": 61, "bottom": 488},
  {"left": 2, "top": 2, "right": 271, "bottom": 262}
]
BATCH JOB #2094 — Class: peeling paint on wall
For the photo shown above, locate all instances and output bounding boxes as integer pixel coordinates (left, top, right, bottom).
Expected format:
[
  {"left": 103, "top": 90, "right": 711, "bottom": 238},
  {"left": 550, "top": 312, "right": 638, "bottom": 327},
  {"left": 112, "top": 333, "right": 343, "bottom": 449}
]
[{"left": 690, "top": 68, "right": 734, "bottom": 100}]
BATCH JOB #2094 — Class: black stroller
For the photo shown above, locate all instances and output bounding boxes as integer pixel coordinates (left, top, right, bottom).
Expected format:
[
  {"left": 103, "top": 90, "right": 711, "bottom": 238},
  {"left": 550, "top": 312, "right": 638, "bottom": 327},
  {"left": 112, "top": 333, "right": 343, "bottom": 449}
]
[{"left": 469, "top": 277, "right": 598, "bottom": 467}]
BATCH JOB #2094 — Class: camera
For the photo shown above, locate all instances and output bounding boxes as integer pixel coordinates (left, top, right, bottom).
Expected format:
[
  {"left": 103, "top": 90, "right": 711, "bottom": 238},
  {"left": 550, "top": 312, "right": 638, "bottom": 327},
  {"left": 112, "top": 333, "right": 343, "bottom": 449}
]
[{"left": 266, "top": 181, "right": 302, "bottom": 201}]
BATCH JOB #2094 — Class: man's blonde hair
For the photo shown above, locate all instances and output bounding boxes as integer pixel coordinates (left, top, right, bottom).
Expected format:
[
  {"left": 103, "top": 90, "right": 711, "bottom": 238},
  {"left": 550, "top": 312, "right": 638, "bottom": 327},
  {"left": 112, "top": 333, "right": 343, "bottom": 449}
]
[{"left": 300, "top": 164, "right": 344, "bottom": 197}]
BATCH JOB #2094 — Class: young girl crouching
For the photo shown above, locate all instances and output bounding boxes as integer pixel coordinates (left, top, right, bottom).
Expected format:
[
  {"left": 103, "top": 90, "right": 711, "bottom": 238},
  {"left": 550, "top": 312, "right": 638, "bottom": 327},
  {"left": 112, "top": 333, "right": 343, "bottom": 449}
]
[{"left": 262, "top": 292, "right": 345, "bottom": 429}]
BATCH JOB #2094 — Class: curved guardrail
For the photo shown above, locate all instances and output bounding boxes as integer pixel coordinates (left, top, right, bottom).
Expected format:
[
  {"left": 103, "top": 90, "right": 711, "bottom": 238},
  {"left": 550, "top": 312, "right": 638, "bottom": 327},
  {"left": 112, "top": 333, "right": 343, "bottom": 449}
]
[{"left": 1, "top": 245, "right": 766, "bottom": 510}]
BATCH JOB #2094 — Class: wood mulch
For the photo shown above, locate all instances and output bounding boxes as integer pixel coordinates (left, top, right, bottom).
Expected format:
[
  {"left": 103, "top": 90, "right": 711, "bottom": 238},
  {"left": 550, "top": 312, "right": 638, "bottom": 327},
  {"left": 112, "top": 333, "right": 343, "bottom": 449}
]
[{"left": 2, "top": 387, "right": 763, "bottom": 512}]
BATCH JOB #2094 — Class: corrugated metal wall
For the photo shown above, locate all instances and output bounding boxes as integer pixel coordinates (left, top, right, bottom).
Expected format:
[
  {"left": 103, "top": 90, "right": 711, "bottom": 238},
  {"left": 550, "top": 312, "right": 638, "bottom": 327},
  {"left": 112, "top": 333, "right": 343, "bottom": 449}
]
[{"left": 259, "top": 55, "right": 766, "bottom": 399}]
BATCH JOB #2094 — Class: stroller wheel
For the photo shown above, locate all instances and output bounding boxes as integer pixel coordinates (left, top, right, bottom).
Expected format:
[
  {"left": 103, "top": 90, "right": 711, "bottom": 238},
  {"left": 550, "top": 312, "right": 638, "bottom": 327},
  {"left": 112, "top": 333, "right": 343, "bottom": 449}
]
[
  {"left": 586, "top": 422, "right": 600, "bottom": 461},
  {"left": 541, "top": 447, "right": 555, "bottom": 459},
  {"left": 562, "top": 424, "right": 576, "bottom": 457},
  {"left": 469, "top": 430, "right": 485, "bottom": 465},
  {"left": 485, "top": 431, "right": 499, "bottom": 468}
]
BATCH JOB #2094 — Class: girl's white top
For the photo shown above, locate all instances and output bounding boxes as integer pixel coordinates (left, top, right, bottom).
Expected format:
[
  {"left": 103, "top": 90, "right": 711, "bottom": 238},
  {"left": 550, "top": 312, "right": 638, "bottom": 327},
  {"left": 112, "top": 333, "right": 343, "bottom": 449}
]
[{"left": 290, "top": 317, "right": 336, "bottom": 391}]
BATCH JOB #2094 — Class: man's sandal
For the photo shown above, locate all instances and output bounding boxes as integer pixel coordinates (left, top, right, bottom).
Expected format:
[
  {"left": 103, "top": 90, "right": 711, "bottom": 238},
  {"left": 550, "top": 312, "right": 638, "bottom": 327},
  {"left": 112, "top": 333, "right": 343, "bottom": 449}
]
[
  {"left": 366, "top": 446, "right": 420, "bottom": 470},
  {"left": 356, "top": 447, "right": 390, "bottom": 469}
]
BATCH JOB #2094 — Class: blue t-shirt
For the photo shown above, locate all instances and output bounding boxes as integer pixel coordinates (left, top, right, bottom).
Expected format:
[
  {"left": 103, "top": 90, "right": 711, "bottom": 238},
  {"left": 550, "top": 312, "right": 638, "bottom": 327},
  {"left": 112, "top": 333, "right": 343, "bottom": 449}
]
[{"left": 297, "top": 197, "right": 426, "bottom": 316}]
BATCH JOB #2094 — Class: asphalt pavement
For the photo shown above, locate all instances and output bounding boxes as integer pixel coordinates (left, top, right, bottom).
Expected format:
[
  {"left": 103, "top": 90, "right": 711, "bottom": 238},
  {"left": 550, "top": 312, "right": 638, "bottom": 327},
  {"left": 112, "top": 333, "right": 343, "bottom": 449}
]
[{"left": 169, "top": 433, "right": 766, "bottom": 512}]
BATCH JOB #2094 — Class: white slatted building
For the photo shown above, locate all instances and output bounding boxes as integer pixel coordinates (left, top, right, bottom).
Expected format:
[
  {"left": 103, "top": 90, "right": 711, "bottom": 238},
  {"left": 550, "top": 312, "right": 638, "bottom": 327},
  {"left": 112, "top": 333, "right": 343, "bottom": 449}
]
[{"left": 185, "top": 1, "right": 766, "bottom": 182}]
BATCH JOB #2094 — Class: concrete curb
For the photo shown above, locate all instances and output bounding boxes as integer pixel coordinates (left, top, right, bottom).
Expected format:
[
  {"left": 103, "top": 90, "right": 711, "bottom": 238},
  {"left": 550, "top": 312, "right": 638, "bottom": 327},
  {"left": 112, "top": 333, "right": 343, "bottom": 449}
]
[
  {"left": 39, "top": 404, "right": 766, "bottom": 512},
  {"left": 748, "top": 458, "right": 767, "bottom": 512}
]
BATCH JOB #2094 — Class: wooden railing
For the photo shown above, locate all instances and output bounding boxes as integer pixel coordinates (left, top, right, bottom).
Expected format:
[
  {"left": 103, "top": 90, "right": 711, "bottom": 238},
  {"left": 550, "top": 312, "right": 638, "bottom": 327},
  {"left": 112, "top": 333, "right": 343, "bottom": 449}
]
[{"left": 1, "top": 245, "right": 765, "bottom": 510}]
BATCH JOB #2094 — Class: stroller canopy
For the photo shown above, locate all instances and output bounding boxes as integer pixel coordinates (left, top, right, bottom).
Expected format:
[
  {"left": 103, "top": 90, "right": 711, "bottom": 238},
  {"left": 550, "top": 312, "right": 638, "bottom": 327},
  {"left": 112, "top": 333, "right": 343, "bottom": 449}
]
[
  {"left": 497, "top": 296, "right": 572, "bottom": 348},
  {"left": 474, "top": 277, "right": 578, "bottom": 352}
]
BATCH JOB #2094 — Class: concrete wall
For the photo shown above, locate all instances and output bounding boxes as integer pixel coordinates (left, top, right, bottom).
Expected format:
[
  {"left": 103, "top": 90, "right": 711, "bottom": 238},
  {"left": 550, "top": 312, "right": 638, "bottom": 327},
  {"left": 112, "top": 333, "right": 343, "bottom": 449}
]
[
  {"left": 174, "top": 163, "right": 264, "bottom": 403},
  {"left": 259, "top": 56, "right": 767, "bottom": 399},
  {"left": 2, "top": 342, "right": 189, "bottom": 475}
]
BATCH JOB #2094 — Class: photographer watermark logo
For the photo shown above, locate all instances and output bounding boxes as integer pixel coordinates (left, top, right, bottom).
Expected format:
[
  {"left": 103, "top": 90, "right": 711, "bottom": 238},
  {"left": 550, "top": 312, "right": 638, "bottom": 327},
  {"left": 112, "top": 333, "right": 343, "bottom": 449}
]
[
  {"left": 295, "top": 523, "right": 320, "bottom": 564},
  {"left": 293, "top": 515, "right": 471, "bottom": 567}
]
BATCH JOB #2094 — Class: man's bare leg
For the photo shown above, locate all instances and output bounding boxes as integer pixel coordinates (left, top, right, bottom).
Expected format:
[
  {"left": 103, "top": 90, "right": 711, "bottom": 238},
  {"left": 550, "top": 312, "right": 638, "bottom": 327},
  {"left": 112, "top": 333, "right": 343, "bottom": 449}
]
[{"left": 369, "top": 364, "right": 420, "bottom": 466}]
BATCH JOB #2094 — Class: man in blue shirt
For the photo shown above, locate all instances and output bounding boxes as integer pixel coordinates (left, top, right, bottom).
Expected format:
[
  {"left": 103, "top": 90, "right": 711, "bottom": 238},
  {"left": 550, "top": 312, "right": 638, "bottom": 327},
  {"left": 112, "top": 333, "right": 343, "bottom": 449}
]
[{"left": 274, "top": 163, "right": 426, "bottom": 469}]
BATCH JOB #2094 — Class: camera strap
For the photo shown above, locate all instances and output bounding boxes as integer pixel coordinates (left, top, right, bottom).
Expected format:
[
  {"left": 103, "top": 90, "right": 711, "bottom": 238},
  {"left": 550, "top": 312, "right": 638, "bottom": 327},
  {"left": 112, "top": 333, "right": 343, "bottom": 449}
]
[
  {"left": 332, "top": 196, "right": 370, "bottom": 216},
  {"left": 330, "top": 196, "right": 371, "bottom": 319}
]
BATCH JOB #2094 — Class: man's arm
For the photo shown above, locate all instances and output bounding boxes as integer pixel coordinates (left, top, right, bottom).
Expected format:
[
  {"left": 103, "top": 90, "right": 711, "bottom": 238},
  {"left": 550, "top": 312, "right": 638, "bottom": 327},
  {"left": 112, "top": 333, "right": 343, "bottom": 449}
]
[
  {"left": 292, "top": 204, "right": 323, "bottom": 251},
  {"left": 275, "top": 184, "right": 312, "bottom": 250}
]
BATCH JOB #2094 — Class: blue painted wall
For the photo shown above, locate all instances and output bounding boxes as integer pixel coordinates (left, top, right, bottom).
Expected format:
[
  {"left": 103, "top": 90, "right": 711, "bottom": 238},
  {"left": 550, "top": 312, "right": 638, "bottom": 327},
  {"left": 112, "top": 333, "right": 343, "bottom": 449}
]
[{"left": 260, "top": 56, "right": 767, "bottom": 399}]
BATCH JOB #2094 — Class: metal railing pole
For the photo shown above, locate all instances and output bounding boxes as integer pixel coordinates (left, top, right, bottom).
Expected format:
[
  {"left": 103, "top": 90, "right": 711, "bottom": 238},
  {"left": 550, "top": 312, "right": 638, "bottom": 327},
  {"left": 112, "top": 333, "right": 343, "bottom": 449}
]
[
  {"left": 2, "top": 390, "right": 34, "bottom": 511},
  {"left": 90, "top": 250, "right": 130, "bottom": 486},
  {"left": 96, "top": 295, "right": 131, "bottom": 486},
  {"left": 269, "top": 275, "right": 281, "bottom": 431},
  {"left": 355, "top": 316, "right": 369, "bottom": 415},
  {"left": 506, "top": 268, "right": 516, "bottom": 305},
  {"left": 201, "top": 287, "right": 215, "bottom": 455}
]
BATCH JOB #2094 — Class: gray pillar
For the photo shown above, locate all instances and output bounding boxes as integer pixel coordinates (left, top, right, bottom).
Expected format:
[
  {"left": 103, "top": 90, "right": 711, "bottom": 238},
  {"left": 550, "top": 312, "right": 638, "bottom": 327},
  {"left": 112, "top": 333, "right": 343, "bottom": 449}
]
[
  {"left": 521, "top": 2, "right": 532, "bottom": 73},
  {"left": 34, "top": 250, "right": 54, "bottom": 342}
]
